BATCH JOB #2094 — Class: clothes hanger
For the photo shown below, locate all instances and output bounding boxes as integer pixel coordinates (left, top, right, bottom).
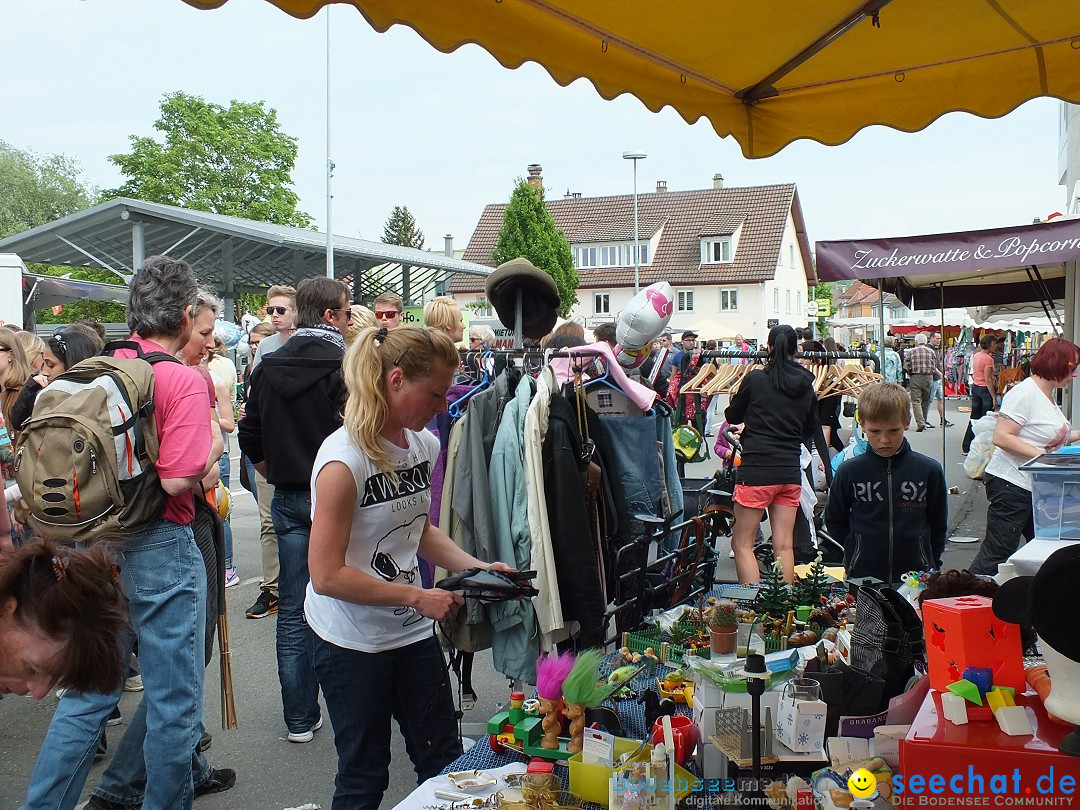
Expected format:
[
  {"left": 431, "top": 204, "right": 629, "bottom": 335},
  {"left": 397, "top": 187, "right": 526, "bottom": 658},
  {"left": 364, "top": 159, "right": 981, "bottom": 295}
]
[{"left": 447, "top": 351, "right": 494, "bottom": 418}]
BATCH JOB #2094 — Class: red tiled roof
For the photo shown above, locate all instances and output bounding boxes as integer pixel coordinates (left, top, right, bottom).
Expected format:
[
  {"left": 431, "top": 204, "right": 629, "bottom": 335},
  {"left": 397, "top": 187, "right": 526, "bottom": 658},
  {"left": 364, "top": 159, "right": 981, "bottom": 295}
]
[
  {"left": 450, "top": 183, "right": 811, "bottom": 293},
  {"left": 837, "top": 279, "right": 902, "bottom": 308}
]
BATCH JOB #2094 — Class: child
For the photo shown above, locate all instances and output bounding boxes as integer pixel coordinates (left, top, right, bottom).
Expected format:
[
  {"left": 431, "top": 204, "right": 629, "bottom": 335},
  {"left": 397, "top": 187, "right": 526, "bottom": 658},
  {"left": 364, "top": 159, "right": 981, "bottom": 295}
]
[{"left": 825, "top": 383, "right": 948, "bottom": 584}]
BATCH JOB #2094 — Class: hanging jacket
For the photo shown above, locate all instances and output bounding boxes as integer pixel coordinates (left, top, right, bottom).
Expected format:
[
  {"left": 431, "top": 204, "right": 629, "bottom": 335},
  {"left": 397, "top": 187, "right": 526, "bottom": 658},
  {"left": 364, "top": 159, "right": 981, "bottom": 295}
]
[
  {"left": 544, "top": 394, "right": 606, "bottom": 646},
  {"left": 824, "top": 438, "right": 948, "bottom": 584},
  {"left": 725, "top": 361, "right": 817, "bottom": 486},
  {"left": 488, "top": 374, "right": 540, "bottom": 683},
  {"left": 238, "top": 333, "right": 345, "bottom": 489}
]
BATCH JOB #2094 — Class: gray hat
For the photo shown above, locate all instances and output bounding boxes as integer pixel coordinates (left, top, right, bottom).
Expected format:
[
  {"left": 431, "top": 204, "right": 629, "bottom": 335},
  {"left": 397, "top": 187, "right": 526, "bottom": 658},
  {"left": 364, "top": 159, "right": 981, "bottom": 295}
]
[{"left": 484, "top": 258, "right": 560, "bottom": 339}]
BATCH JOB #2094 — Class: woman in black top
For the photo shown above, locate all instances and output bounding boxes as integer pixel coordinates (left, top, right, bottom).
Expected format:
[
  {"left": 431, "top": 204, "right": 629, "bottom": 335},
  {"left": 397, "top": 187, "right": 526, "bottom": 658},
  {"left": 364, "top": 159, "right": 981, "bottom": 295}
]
[{"left": 725, "top": 325, "right": 818, "bottom": 584}]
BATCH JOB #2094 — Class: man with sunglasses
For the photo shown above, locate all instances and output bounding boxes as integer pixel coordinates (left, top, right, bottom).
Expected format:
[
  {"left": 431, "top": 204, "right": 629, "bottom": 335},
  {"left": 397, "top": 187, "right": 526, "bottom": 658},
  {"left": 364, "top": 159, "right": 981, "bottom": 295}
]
[
  {"left": 250, "top": 285, "right": 297, "bottom": 370},
  {"left": 372, "top": 290, "right": 404, "bottom": 330},
  {"left": 238, "top": 276, "right": 349, "bottom": 745}
]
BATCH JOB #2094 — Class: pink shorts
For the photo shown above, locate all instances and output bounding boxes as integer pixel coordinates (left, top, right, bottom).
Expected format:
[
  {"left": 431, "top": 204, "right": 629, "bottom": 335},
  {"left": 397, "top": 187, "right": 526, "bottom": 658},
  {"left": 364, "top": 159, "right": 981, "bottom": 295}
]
[{"left": 734, "top": 483, "right": 802, "bottom": 510}]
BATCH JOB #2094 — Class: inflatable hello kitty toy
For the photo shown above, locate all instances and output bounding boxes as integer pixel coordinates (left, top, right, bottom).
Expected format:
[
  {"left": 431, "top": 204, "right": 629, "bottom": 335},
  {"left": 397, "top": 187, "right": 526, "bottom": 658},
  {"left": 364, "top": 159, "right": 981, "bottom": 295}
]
[{"left": 614, "top": 282, "right": 673, "bottom": 368}]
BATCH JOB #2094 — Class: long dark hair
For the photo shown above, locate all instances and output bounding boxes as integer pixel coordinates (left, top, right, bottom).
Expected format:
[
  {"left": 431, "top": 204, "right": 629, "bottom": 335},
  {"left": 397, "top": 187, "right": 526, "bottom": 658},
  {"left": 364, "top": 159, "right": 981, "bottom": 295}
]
[
  {"left": 764, "top": 324, "right": 799, "bottom": 394},
  {"left": 49, "top": 330, "right": 99, "bottom": 372}
]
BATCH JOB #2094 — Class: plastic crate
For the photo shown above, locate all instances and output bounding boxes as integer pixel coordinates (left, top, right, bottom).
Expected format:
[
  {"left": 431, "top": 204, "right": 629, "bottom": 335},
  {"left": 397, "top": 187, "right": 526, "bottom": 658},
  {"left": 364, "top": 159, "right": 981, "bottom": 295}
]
[{"left": 1021, "top": 454, "right": 1080, "bottom": 540}]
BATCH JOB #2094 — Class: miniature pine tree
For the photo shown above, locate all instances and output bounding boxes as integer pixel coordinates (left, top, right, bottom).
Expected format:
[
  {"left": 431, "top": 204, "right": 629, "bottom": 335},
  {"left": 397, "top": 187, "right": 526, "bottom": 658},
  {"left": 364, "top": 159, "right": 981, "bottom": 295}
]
[
  {"left": 755, "top": 559, "right": 792, "bottom": 617},
  {"left": 792, "top": 554, "right": 829, "bottom": 608}
]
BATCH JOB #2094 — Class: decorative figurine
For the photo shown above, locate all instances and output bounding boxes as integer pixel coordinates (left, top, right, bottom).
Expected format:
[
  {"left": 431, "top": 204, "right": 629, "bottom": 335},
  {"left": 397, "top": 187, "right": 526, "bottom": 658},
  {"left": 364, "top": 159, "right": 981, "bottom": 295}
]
[
  {"left": 535, "top": 651, "right": 575, "bottom": 750},
  {"left": 561, "top": 649, "right": 608, "bottom": 754}
]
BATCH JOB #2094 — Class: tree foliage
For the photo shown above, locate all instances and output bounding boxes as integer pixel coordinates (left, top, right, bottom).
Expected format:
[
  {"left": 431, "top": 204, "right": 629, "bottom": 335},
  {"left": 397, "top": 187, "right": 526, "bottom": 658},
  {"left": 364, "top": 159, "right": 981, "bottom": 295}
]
[
  {"left": 491, "top": 179, "right": 579, "bottom": 318},
  {"left": 107, "top": 92, "right": 312, "bottom": 228},
  {"left": 0, "top": 142, "right": 124, "bottom": 324},
  {"left": 0, "top": 141, "right": 95, "bottom": 238},
  {"left": 381, "top": 205, "right": 425, "bottom": 249},
  {"left": 813, "top": 282, "right": 834, "bottom": 338}
]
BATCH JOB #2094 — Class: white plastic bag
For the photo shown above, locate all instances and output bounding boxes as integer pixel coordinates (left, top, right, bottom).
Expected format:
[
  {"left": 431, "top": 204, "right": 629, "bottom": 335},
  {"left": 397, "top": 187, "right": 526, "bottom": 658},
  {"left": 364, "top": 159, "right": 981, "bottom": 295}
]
[{"left": 964, "top": 412, "right": 998, "bottom": 480}]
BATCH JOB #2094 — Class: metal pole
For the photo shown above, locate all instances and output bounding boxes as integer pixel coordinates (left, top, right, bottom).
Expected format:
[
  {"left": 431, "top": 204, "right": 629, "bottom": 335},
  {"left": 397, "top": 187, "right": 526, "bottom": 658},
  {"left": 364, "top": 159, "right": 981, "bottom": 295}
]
[
  {"left": 325, "top": 7, "right": 335, "bottom": 279},
  {"left": 632, "top": 159, "right": 640, "bottom": 294},
  {"left": 941, "top": 284, "right": 947, "bottom": 467},
  {"left": 878, "top": 279, "right": 886, "bottom": 371}
]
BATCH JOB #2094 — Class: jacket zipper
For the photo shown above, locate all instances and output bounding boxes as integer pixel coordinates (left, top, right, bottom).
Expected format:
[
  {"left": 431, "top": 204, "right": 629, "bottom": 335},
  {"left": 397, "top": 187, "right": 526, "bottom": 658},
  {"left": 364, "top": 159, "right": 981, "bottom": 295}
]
[{"left": 887, "top": 457, "right": 895, "bottom": 584}]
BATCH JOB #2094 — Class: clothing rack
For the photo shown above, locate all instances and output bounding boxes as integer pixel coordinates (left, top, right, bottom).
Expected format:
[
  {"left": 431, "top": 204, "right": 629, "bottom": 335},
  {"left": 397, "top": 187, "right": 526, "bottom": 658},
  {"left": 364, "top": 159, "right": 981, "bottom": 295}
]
[{"left": 698, "top": 349, "right": 881, "bottom": 374}]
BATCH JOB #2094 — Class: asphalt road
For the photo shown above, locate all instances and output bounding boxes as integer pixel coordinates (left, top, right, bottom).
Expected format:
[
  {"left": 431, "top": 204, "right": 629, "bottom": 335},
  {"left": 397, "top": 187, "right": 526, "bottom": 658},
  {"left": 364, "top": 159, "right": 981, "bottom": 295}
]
[{"left": 0, "top": 399, "right": 987, "bottom": 810}]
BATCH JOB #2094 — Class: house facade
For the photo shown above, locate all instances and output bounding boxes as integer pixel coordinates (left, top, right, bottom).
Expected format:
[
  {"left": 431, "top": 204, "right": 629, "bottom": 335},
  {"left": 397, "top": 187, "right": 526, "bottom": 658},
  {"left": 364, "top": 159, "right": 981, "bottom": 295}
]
[{"left": 450, "top": 167, "right": 815, "bottom": 344}]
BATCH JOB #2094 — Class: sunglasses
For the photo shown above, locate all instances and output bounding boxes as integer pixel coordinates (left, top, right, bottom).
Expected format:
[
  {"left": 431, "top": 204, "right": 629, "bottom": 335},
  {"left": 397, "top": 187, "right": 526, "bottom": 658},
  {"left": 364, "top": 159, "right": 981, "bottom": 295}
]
[
  {"left": 267, "top": 306, "right": 290, "bottom": 316},
  {"left": 375, "top": 310, "right": 401, "bottom": 320},
  {"left": 329, "top": 307, "right": 353, "bottom": 319}
]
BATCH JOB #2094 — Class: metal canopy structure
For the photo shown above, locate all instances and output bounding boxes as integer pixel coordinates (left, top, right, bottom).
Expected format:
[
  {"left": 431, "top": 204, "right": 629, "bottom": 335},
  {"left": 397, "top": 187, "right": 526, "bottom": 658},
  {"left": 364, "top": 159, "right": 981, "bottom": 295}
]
[{"left": 0, "top": 198, "right": 494, "bottom": 318}]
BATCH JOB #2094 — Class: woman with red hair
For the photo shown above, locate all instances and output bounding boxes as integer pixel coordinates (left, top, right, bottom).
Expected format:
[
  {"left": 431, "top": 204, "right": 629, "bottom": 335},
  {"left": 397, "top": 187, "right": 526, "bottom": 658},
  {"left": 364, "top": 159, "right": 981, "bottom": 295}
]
[{"left": 970, "top": 337, "right": 1080, "bottom": 575}]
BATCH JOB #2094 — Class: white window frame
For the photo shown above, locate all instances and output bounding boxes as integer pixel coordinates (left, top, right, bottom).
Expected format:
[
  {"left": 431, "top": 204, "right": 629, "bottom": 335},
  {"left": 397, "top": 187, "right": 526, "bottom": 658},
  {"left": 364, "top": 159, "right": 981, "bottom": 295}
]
[
  {"left": 471, "top": 303, "right": 493, "bottom": 318},
  {"left": 700, "top": 238, "right": 733, "bottom": 264},
  {"left": 594, "top": 292, "right": 611, "bottom": 315},
  {"left": 789, "top": 244, "right": 796, "bottom": 267},
  {"left": 786, "top": 290, "right": 792, "bottom": 314},
  {"left": 677, "top": 289, "right": 695, "bottom": 312},
  {"left": 773, "top": 288, "right": 780, "bottom": 312},
  {"left": 720, "top": 288, "right": 739, "bottom": 311}
]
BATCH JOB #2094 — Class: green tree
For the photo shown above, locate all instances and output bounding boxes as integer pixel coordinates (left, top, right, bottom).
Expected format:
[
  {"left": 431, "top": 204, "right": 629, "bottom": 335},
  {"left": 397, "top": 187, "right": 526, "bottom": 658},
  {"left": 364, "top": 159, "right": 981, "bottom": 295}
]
[
  {"left": 491, "top": 179, "right": 579, "bottom": 317},
  {"left": 381, "top": 205, "right": 425, "bottom": 249},
  {"left": 107, "top": 92, "right": 313, "bottom": 228},
  {"left": 0, "top": 141, "right": 95, "bottom": 239},
  {"left": 813, "top": 282, "right": 834, "bottom": 338},
  {"left": 0, "top": 142, "right": 125, "bottom": 324}
]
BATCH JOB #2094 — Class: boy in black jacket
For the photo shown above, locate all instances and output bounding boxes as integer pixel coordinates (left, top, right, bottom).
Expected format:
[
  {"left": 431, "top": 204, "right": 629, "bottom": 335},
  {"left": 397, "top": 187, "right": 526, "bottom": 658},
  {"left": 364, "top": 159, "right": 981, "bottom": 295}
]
[{"left": 825, "top": 383, "right": 948, "bottom": 584}]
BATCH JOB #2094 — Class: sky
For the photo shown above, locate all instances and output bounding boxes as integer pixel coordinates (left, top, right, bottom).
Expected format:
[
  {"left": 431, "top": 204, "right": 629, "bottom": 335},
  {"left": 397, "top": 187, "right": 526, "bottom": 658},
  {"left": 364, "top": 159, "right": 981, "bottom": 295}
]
[{"left": 0, "top": 0, "right": 1069, "bottom": 255}]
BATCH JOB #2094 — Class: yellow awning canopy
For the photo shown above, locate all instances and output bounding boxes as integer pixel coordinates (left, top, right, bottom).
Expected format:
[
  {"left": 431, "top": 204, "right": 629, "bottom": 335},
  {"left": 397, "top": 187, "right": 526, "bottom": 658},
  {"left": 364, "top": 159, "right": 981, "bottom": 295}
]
[{"left": 182, "top": 0, "right": 1080, "bottom": 158}]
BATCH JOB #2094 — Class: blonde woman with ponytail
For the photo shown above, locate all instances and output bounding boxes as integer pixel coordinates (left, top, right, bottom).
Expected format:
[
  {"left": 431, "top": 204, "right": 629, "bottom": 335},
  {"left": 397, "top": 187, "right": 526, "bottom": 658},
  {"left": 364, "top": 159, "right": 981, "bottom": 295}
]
[{"left": 307, "top": 325, "right": 512, "bottom": 810}]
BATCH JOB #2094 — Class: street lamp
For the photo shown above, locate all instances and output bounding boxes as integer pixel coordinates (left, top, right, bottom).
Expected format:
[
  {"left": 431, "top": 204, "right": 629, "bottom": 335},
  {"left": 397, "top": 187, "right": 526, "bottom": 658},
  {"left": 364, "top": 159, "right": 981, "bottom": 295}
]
[{"left": 623, "top": 150, "right": 647, "bottom": 294}]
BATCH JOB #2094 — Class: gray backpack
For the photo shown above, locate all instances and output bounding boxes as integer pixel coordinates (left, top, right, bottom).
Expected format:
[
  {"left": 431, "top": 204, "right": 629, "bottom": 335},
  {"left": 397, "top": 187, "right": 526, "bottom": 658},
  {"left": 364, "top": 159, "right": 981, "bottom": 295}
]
[{"left": 14, "top": 341, "right": 181, "bottom": 542}]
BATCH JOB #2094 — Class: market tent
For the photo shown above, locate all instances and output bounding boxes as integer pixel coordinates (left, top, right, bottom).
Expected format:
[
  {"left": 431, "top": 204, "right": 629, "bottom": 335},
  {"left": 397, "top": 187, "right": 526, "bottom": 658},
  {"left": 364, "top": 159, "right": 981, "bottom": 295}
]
[
  {"left": 815, "top": 217, "right": 1080, "bottom": 309},
  {"left": 182, "top": 0, "right": 1080, "bottom": 159}
]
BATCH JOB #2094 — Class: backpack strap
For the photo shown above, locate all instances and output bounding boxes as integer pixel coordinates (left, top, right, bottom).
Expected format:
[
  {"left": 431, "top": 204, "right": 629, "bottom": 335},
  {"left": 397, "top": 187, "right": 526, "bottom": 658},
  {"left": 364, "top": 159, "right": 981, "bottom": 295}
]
[{"left": 102, "top": 340, "right": 146, "bottom": 358}]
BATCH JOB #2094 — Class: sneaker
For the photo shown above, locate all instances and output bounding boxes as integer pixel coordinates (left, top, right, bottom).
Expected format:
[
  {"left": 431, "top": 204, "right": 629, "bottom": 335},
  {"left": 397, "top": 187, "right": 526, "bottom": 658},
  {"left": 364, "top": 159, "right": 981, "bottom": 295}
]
[
  {"left": 107, "top": 706, "right": 122, "bottom": 726},
  {"left": 124, "top": 674, "right": 143, "bottom": 692},
  {"left": 287, "top": 716, "right": 323, "bottom": 744},
  {"left": 246, "top": 591, "right": 278, "bottom": 619},
  {"left": 224, "top": 567, "right": 240, "bottom": 588},
  {"left": 924, "top": 423, "right": 936, "bottom": 429},
  {"left": 195, "top": 768, "right": 236, "bottom": 797},
  {"left": 942, "top": 420, "right": 955, "bottom": 427},
  {"left": 84, "top": 795, "right": 134, "bottom": 810}
]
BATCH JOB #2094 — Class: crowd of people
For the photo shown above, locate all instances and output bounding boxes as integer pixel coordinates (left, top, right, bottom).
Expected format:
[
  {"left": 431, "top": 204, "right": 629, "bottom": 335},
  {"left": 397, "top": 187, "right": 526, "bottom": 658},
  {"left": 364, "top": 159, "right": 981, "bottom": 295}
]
[
  {"left": 0, "top": 265, "right": 1074, "bottom": 809},
  {"left": 0, "top": 262, "right": 511, "bottom": 810}
]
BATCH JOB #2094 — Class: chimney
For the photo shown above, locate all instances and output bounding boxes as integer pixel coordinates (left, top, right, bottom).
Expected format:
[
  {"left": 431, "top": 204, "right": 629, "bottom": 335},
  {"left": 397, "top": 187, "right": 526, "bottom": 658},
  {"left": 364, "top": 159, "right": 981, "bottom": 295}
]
[
  {"left": 656, "top": 180, "right": 668, "bottom": 193},
  {"left": 713, "top": 173, "right": 724, "bottom": 190},
  {"left": 443, "top": 234, "right": 453, "bottom": 258},
  {"left": 527, "top": 164, "right": 543, "bottom": 190},
  {"left": 572, "top": 192, "right": 582, "bottom": 199},
  {"left": 564, "top": 188, "right": 574, "bottom": 199}
]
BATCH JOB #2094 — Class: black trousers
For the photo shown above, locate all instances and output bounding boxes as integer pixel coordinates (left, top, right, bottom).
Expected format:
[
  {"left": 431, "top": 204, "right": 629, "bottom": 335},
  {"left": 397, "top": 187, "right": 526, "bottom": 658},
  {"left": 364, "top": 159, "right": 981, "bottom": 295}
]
[{"left": 969, "top": 474, "right": 1034, "bottom": 575}]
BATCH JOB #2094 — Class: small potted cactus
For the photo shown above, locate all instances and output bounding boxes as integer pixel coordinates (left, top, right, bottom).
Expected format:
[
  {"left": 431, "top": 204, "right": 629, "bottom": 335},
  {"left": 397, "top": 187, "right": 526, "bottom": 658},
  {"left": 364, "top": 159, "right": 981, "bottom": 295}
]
[{"left": 708, "top": 600, "right": 739, "bottom": 654}]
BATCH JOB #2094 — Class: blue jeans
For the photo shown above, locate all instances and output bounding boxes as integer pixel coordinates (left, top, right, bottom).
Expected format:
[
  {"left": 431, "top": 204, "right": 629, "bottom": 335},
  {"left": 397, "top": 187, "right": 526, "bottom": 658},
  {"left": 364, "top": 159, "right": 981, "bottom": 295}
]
[
  {"left": 91, "top": 698, "right": 213, "bottom": 806},
  {"left": 218, "top": 450, "right": 233, "bottom": 568},
  {"left": 22, "top": 519, "right": 206, "bottom": 810},
  {"left": 314, "top": 635, "right": 462, "bottom": 810},
  {"left": 598, "top": 408, "right": 684, "bottom": 541},
  {"left": 270, "top": 489, "right": 321, "bottom": 734}
]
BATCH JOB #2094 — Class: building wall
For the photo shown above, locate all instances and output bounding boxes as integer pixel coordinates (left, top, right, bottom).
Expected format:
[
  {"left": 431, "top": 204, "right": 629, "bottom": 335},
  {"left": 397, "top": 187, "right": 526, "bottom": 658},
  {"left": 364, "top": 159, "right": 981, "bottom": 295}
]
[
  {"left": 761, "top": 213, "right": 811, "bottom": 332},
  {"left": 1060, "top": 102, "right": 1080, "bottom": 215}
]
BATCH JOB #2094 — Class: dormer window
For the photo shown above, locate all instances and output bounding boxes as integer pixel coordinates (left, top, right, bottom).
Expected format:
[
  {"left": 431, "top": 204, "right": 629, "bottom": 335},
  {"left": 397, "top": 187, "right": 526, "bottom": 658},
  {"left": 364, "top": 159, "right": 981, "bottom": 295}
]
[{"left": 701, "top": 238, "right": 732, "bottom": 263}]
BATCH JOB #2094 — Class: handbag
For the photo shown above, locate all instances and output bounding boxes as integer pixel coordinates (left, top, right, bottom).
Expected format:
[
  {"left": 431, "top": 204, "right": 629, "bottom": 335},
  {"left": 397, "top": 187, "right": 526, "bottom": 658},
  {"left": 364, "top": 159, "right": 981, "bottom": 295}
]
[
  {"left": 851, "top": 585, "right": 925, "bottom": 705},
  {"left": 842, "top": 399, "right": 857, "bottom": 418}
]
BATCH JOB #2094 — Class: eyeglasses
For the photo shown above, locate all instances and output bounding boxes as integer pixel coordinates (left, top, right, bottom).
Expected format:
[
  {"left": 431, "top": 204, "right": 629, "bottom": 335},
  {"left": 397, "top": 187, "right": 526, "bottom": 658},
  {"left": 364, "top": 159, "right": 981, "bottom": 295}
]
[
  {"left": 469, "top": 336, "right": 483, "bottom": 343},
  {"left": 267, "top": 306, "right": 290, "bottom": 316},
  {"left": 375, "top": 310, "right": 401, "bottom": 320},
  {"left": 329, "top": 307, "right": 353, "bottom": 319}
]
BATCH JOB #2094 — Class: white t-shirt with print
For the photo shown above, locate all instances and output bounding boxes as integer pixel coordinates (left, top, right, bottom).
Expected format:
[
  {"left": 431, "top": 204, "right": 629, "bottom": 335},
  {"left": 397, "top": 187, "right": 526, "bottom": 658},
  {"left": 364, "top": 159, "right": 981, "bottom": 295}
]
[
  {"left": 305, "top": 426, "right": 440, "bottom": 653},
  {"left": 984, "top": 376, "right": 1068, "bottom": 491}
]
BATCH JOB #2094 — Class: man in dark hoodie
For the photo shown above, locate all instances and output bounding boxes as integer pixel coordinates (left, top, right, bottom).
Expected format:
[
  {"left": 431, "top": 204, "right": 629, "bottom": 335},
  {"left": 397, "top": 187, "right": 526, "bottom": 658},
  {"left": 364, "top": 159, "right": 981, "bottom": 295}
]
[
  {"left": 826, "top": 383, "right": 948, "bottom": 585},
  {"left": 726, "top": 324, "right": 818, "bottom": 585},
  {"left": 238, "top": 276, "right": 349, "bottom": 744}
]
